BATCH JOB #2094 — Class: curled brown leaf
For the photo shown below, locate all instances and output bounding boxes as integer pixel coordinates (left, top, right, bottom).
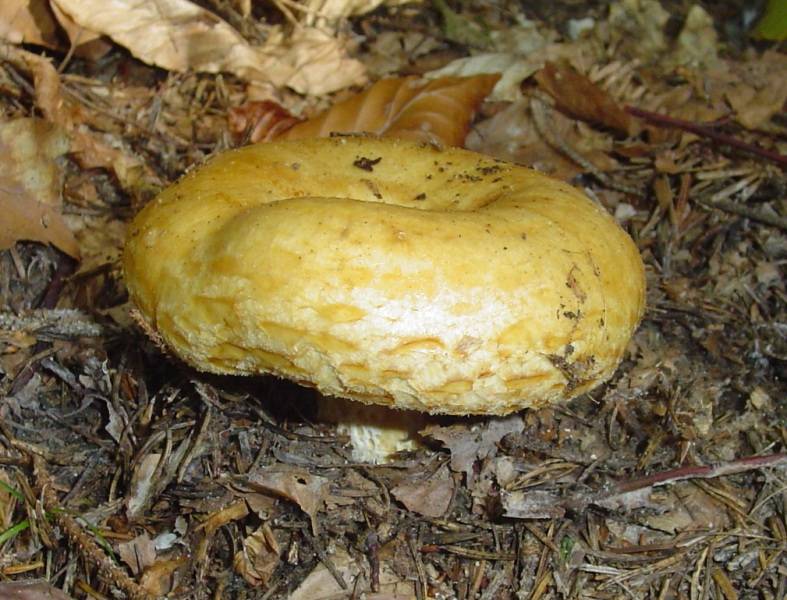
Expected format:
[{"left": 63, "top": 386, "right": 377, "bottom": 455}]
[
  {"left": 234, "top": 74, "right": 500, "bottom": 148},
  {"left": 534, "top": 61, "right": 631, "bottom": 135}
]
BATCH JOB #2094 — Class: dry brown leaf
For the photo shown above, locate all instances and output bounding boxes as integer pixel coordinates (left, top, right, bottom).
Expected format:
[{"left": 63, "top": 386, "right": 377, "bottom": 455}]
[
  {"left": 425, "top": 25, "right": 593, "bottom": 103},
  {"left": 644, "top": 483, "right": 731, "bottom": 534},
  {"left": 49, "top": 1, "right": 112, "bottom": 61},
  {"left": 0, "top": 118, "right": 79, "bottom": 258},
  {"left": 422, "top": 415, "right": 523, "bottom": 483},
  {"left": 288, "top": 548, "right": 360, "bottom": 600},
  {"left": 0, "top": 582, "right": 76, "bottom": 600},
  {"left": 0, "top": 0, "right": 61, "bottom": 48},
  {"left": 240, "top": 74, "right": 499, "bottom": 147},
  {"left": 233, "top": 522, "right": 281, "bottom": 587},
  {"left": 468, "top": 98, "right": 618, "bottom": 180},
  {"left": 714, "top": 51, "right": 787, "bottom": 130},
  {"left": 390, "top": 465, "right": 455, "bottom": 518},
  {"left": 191, "top": 499, "right": 250, "bottom": 564},
  {"left": 502, "top": 489, "right": 566, "bottom": 519},
  {"left": 2, "top": 44, "right": 153, "bottom": 191},
  {"left": 282, "top": 74, "right": 500, "bottom": 146},
  {"left": 196, "top": 499, "right": 250, "bottom": 536},
  {"left": 364, "top": 30, "right": 442, "bottom": 78},
  {"left": 1, "top": 44, "right": 78, "bottom": 123},
  {"left": 139, "top": 557, "right": 187, "bottom": 598},
  {"left": 126, "top": 453, "right": 161, "bottom": 518},
  {"left": 669, "top": 5, "right": 719, "bottom": 70},
  {"left": 289, "top": 547, "right": 415, "bottom": 600},
  {"left": 535, "top": 61, "right": 631, "bottom": 135},
  {"left": 228, "top": 100, "right": 302, "bottom": 145},
  {"left": 641, "top": 85, "right": 728, "bottom": 147},
  {"left": 116, "top": 532, "right": 157, "bottom": 575},
  {"left": 50, "top": 0, "right": 366, "bottom": 95},
  {"left": 245, "top": 467, "right": 330, "bottom": 534}
]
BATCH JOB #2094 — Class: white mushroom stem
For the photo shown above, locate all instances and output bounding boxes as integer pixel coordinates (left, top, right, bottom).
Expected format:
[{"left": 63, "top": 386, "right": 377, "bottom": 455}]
[{"left": 318, "top": 396, "right": 427, "bottom": 464}]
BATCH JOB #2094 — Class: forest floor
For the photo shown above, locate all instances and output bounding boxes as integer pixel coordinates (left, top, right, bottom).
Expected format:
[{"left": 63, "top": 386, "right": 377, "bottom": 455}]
[{"left": 0, "top": 1, "right": 785, "bottom": 599}]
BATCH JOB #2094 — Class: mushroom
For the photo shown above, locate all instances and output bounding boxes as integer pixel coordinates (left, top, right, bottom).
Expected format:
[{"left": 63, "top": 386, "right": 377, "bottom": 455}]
[{"left": 123, "top": 137, "right": 645, "bottom": 462}]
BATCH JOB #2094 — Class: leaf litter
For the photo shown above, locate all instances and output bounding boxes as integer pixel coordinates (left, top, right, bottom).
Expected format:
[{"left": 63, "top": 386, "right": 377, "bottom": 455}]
[{"left": 0, "top": 1, "right": 785, "bottom": 599}]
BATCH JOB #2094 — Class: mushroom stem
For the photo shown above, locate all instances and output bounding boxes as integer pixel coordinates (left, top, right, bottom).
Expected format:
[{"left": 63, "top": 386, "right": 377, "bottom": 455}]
[{"left": 318, "top": 396, "right": 427, "bottom": 464}]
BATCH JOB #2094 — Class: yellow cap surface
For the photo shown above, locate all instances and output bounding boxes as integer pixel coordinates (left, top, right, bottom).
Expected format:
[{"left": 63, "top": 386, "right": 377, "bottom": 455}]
[{"left": 124, "top": 137, "right": 645, "bottom": 415}]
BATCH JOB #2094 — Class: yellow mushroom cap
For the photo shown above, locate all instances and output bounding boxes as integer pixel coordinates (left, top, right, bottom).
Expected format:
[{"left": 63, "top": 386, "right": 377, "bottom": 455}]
[{"left": 123, "top": 137, "right": 645, "bottom": 418}]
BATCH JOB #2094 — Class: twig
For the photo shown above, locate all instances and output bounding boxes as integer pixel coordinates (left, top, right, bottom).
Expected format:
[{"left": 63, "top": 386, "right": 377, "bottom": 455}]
[
  {"left": 523, "top": 522, "right": 560, "bottom": 554},
  {"left": 503, "top": 453, "right": 787, "bottom": 518},
  {"left": 31, "top": 455, "right": 152, "bottom": 600},
  {"left": 249, "top": 399, "right": 337, "bottom": 442},
  {"left": 626, "top": 106, "right": 787, "bottom": 168},
  {"left": 302, "top": 528, "right": 347, "bottom": 590},
  {"left": 359, "top": 467, "right": 391, "bottom": 515},
  {"left": 698, "top": 197, "right": 787, "bottom": 230},
  {"left": 531, "top": 95, "right": 643, "bottom": 196},
  {"left": 408, "top": 528, "right": 428, "bottom": 600},
  {"left": 365, "top": 531, "right": 381, "bottom": 592},
  {"left": 614, "top": 452, "right": 787, "bottom": 494},
  {"left": 420, "top": 543, "right": 515, "bottom": 560},
  {"left": 479, "top": 564, "right": 512, "bottom": 600},
  {"left": 0, "top": 309, "right": 105, "bottom": 339}
]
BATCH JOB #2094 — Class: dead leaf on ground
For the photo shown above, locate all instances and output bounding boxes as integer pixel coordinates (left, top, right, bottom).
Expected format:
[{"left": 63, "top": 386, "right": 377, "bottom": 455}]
[
  {"left": 233, "top": 522, "right": 281, "bottom": 587},
  {"left": 195, "top": 499, "right": 250, "bottom": 536},
  {"left": 116, "top": 532, "right": 157, "bottom": 575},
  {"left": 50, "top": 0, "right": 366, "bottom": 95},
  {"left": 467, "top": 97, "right": 620, "bottom": 179},
  {"left": 391, "top": 465, "right": 455, "bottom": 518},
  {"left": 139, "top": 557, "right": 188, "bottom": 598},
  {"left": 2, "top": 45, "right": 154, "bottom": 191},
  {"left": 228, "top": 101, "right": 302, "bottom": 145},
  {"left": 0, "top": 0, "right": 61, "bottom": 48},
  {"left": 0, "top": 118, "right": 79, "bottom": 258},
  {"left": 48, "top": 1, "right": 112, "bottom": 61},
  {"left": 126, "top": 453, "right": 162, "bottom": 518},
  {"left": 423, "top": 415, "right": 523, "bottom": 483},
  {"left": 669, "top": 5, "right": 719, "bottom": 70},
  {"left": 363, "top": 30, "right": 443, "bottom": 78},
  {"left": 628, "top": 51, "right": 787, "bottom": 148},
  {"left": 534, "top": 61, "right": 631, "bottom": 135},
  {"left": 233, "top": 74, "right": 500, "bottom": 147},
  {"left": 712, "top": 50, "right": 787, "bottom": 130},
  {"left": 0, "top": 581, "right": 75, "bottom": 600},
  {"left": 245, "top": 467, "right": 330, "bottom": 534},
  {"left": 190, "top": 499, "right": 250, "bottom": 564},
  {"left": 289, "top": 547, "right": 415, "bottom": 600},
  {"left": 426, "top": 26, "right": 594, "bottom": 103},
  {"left": 644, "top": 483, "right": 732, "bottom": 534},
  {"left": 502, "top": 489, "right": 566, "bottom": 519}
]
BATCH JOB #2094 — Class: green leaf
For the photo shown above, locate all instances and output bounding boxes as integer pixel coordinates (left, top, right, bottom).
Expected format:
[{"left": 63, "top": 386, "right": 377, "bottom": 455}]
[
  {"left": 753, "top": 0, "right": 787, "bottom": 41},
  {"left": 0, "top": 519, "right": 30, "bottom": 545},
  {"left": 0, "top": 479, "right": 24, "bottom": 502},
  {"left": 560, "top": 535, "right": 575, "bottom": 562}
]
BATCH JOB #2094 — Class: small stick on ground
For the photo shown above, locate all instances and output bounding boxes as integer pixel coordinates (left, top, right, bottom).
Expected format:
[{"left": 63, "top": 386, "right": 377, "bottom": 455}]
[
  {"left": 698, "top": 197, "right": 787, "bottom": 230},
  {"left": 303, "top": 527, "right": 348, "bottom": 590},
  {"left": 365, "top": 530, "right": 381, "bottom": 592},
  {"left": 626, "top": 106, "right": 787, "bottom": 168},
  {"left": 614, "top": 452, "right": 787, "bottom": 493},
  {"left": 408, "top": 527, "right": 428, "bottom": 600},
  {"left": 32, "top": 455, "right": 153, "bottom": 600},
  {"left": 531, "top": 95, "right": 643, "bottom": 196}
]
